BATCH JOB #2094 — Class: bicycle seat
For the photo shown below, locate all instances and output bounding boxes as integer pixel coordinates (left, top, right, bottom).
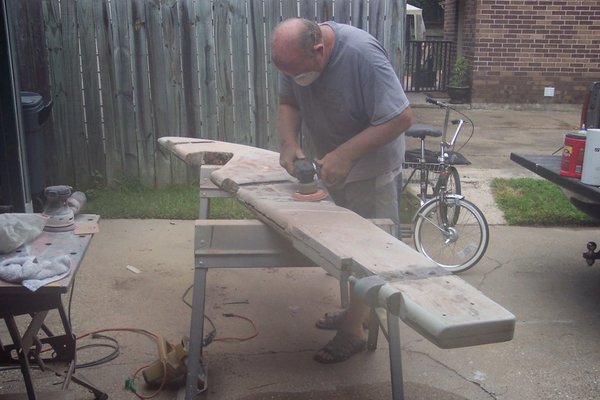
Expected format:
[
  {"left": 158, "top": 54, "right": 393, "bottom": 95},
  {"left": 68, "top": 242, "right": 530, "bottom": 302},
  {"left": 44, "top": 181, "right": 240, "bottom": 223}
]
[{"left": 405, "top": 123, "right": 443, "bottom": 139}]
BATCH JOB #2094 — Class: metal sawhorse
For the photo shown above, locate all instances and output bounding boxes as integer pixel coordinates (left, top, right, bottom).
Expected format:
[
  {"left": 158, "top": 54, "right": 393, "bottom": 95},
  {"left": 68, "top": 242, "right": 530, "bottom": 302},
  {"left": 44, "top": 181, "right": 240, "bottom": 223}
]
[
  {"left": 197, "top": 165, "right": 352, "bottom": 307},
  {"left": 183, "top": 218, "right": 405, "bottom": 399},
  {"left": 184, "top": 165, "right": 404, "bottom": 399}
]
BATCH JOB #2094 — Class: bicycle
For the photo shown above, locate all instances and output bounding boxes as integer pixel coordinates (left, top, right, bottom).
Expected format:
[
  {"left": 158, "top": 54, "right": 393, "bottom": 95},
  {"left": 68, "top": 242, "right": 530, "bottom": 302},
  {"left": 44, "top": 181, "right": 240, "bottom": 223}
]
[{"left": 400, "top": 96, "right": 489, "bottom": 273}]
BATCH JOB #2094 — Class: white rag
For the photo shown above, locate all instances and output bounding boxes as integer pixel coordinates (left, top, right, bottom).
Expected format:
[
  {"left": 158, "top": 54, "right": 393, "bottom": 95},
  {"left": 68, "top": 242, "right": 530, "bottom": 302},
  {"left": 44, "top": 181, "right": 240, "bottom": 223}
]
[{"left": 0, "top": 255, "right": 71, "bottom": 291}]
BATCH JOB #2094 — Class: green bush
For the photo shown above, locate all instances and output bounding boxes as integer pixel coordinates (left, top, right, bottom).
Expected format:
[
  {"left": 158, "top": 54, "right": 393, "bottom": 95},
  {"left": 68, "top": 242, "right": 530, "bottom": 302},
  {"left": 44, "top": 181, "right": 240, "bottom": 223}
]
[{"left": 449, "top": 56, "right": 469, "bottom": 87}]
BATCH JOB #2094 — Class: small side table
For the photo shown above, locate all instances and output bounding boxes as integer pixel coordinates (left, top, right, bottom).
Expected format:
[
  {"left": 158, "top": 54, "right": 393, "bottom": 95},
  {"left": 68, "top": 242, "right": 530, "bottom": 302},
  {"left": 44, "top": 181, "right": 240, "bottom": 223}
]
[{"left": 0, "top": 214, "right": 106, "bottom": 400}]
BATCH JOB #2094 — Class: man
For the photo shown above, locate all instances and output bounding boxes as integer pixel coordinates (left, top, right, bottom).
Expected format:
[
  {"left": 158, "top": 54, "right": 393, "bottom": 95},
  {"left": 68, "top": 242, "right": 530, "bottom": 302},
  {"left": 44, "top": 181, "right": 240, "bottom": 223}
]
[{"left": 271, "top": 18, "right": 412, "bottom": 363}]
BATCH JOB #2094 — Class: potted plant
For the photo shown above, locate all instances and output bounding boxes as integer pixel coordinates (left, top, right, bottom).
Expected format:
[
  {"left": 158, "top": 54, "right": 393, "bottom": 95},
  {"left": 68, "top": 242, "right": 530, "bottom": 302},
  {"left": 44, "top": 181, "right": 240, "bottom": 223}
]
[{"left": 447, "top": 56, "right": 471, "bottom": 104}]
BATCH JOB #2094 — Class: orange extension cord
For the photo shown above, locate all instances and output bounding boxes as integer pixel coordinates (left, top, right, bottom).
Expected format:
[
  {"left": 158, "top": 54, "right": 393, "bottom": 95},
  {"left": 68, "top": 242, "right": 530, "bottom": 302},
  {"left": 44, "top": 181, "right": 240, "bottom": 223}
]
[{"left": 37, "top": 318, "right": 257, "bottom": 398}]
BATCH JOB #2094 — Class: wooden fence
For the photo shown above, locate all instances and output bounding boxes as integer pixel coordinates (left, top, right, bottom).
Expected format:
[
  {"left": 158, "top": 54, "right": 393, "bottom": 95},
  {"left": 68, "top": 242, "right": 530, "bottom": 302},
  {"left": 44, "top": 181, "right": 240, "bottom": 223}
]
[{"left": 10, "top": 0, "right": 407, "bottom": 188}]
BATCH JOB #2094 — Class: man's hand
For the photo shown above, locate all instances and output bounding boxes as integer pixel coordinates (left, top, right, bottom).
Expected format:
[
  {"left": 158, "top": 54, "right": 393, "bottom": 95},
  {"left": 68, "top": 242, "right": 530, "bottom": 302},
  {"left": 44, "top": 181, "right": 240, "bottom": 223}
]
[
  {"left": 279, "top": 145, "right": 306, "bottom": 177},
  {"left": 315, "top": 149, "right": 353, "bottom": 185}
]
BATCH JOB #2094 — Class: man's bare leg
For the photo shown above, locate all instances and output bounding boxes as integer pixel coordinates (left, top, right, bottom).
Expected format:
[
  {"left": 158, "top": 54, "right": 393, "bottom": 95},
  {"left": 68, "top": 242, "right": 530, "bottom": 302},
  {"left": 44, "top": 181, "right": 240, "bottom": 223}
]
[{"left": 314, "top": 288, "right": 369, "bottom": 363}]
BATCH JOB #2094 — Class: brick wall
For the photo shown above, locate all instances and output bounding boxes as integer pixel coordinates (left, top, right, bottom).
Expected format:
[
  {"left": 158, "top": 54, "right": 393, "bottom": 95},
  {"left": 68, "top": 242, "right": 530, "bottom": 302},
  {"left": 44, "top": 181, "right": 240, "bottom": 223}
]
[
  {"left": 462, "top": 0, "right": 477, "bottom": 61},
  {"left": 444, "top": 0, "right": 458, "bottom": 42},
  {"left": 443, "top": 0, "right": 478, "bottom": 84},
  {"left": 445, "top": 0, "right": 600, "bottom": 104}
]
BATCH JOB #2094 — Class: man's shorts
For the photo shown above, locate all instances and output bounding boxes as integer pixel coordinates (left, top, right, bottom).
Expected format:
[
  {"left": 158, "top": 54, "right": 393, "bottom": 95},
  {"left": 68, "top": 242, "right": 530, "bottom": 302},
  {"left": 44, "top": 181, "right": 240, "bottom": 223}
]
[{"left": 328, "top": 173, "right": 401, "bottom": 237}]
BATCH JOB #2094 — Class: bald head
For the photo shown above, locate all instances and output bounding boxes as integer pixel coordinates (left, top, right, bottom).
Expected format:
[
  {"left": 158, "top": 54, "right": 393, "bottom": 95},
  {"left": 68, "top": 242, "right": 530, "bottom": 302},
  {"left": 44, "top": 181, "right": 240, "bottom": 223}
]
[{"left": 271, "top": 18, "right": 323, "bottom": 72}]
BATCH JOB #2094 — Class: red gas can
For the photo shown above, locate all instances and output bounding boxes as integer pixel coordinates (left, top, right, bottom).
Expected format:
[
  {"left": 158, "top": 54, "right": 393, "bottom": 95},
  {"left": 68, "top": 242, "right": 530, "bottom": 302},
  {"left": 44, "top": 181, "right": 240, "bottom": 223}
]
[{"left": 560, "top": 133, "right": 586, "bottom": 178}]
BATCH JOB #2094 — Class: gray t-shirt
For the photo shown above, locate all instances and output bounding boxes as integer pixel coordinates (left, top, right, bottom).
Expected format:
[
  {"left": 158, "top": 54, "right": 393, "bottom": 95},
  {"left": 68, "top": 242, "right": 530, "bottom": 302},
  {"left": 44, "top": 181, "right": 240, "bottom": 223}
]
[{"left": 278, "top": 21, "right": 410, "bottom": 183}]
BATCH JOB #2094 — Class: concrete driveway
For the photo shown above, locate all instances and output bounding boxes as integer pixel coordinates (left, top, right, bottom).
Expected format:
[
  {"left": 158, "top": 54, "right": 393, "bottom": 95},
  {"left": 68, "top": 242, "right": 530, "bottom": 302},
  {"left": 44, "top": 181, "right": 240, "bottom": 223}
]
[{"left": 2, "top": 103, "right": 600, "bottom": 400}]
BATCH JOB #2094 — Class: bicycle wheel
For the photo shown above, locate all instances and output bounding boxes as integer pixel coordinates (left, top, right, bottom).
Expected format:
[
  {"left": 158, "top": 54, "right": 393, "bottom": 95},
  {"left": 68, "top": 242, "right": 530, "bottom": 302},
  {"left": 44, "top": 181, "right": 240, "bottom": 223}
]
[
  {"left": 434, "top": 166, "right": 461, "bottom": 196},
  {"left": 413, "top": 196, "right": 489, "bottom": 273}
]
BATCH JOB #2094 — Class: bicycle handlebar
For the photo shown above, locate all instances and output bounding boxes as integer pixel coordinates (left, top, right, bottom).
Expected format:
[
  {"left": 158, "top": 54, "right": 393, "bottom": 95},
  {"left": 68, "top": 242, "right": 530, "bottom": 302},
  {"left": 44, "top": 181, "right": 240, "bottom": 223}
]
[
  {"left": 423, "top": 96, "right": 474, "bottom": 155},
  {"left": 425, "top": 96, "right": 449, "bottom": 108}
]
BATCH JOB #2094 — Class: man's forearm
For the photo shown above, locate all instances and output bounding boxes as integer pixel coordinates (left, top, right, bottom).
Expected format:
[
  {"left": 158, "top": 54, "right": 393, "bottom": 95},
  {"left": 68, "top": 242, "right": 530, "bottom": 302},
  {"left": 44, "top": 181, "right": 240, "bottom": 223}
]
[
  {"left": 278, "top": 103, "right": 302, "bottom": 148},
  {"left": 277, "top": 100, "right": 306, "bottom": 174},
  {"left": 335, "top": 107, "right": 413, "bottom": 163}
]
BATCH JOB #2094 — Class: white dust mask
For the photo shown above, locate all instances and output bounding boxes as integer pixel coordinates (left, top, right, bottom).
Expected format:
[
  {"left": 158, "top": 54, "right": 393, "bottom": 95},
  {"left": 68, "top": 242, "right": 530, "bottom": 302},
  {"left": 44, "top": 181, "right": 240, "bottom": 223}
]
[{"left": 293, "top": 71, "right": 321, "bottom": 86}]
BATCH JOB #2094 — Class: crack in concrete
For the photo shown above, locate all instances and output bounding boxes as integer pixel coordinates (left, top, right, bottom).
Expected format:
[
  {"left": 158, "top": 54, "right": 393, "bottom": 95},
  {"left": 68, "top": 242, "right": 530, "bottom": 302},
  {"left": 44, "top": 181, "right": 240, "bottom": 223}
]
[
  {"left": 233, "top": 337, "right": 512, "bottom": 399},
  {"left": 476, "top": 257, "right": 504, "bottom": 290},
  {"left": 407, "top": 349, "right": 504, "bottom": 399}
]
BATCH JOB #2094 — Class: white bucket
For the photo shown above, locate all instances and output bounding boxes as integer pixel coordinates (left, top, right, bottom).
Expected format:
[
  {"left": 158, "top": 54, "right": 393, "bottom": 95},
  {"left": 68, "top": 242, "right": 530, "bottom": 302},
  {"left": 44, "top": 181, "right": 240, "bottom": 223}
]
[{"left": 581, "top": 129, "right": 600, "bottom": 185}]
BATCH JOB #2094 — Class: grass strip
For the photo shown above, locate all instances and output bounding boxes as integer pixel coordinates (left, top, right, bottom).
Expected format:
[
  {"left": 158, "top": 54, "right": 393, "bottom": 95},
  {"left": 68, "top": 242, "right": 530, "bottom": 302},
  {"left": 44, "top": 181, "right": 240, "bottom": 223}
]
[
  {"left": 83, "top": 177, "right": 599, "bottom": 227},
  {"left": 84, "top": 183, "right": 252, "bottom": 220},
  {"left": 491, "top": 177, "right": 599, "bottom": 226}
]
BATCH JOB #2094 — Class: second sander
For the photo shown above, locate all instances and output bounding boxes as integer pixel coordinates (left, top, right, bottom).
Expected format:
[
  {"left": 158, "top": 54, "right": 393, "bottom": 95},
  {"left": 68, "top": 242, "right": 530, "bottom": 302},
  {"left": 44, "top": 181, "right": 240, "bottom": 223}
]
[{"left": 291, "top": 159, "right": 328, "bottom": 202}]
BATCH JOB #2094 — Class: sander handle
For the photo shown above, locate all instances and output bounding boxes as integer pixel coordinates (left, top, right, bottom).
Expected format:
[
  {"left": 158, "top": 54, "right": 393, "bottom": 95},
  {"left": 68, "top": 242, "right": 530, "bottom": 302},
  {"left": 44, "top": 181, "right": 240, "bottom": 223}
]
[{"left": 293, "top": 158, "right": 318, "bottom": 184}]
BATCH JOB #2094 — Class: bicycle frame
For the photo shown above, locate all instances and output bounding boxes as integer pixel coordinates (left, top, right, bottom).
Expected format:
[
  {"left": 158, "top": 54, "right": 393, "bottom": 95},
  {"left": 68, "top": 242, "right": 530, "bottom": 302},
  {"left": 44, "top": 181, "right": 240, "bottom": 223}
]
[
  {"left": 404, "top": 105, "right": 466, "bottom": 206},
  {"left": 404, "top": 98, "right": 489, "bottom": 272},
  {"left": 431, "top": 104, "right": 465, "bottom": 226}
]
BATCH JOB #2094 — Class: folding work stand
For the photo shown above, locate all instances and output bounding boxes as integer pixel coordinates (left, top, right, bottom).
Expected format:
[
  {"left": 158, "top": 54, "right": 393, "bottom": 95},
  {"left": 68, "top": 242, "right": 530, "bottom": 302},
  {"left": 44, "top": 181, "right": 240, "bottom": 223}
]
[
  {"left": 184, "top": 166, "right": 401, "bottom": 399},
  {"left": 184, "top": 218, "right": 403, "bottom": 399},
  {"left": 0, "top": 215, "right": 106, "bottom": 400}
]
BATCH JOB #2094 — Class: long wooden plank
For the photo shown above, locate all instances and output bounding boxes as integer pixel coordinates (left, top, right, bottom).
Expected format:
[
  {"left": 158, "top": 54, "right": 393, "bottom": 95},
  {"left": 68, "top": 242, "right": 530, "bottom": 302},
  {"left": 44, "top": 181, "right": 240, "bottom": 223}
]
[
  {"left": 93, "top": 0, "right": 123, "bottom": 185},
  {"left": 78, "top": 0, "right": 106, "bottom": 185},
  {"left": 111, "top": 0, "right": 138, "bottom": 180},
  {"left": 247, "top": 1, "right": 269, "bottom": 149},
  {"left": 157, "top": 137, "right": 288, "bottom": 191},
  {"left": 42, "top": 0, "right": 71, "bottom": 185},
  {"left": 179, "top": 0, "right": 202, "bottom": 137},
  {"left": 196, "top": 1, "right": 219, "bottom": 140},
  {"left": 230, "top": 1, "right": 254, "bottom": 146},
  {"left": 161, "top": 0, "right": 188, "bottom": 185},
  {"left": 385, "top": 276, "right": 516, "bottom": 348},
  {"left": 231, "top": 181, "right": 502, "bottom": 353},
  {"left": 263, "top": 1, "right": 281, "bottom": 150},
  {"left": 158, "top": 137, "right": 515, "bottom": 349},
  {"left": 213, "top": 0, "right": 234, "bottom": 143},
  {"left": 62, "top": 0, "right": 89, "bottom": 187},
  {"left": 131, "top": 0, "right": 157, "bottom": 186},
  {"left": 146, "top": 0, "right": 172, "bottom": 186},
  {"left": 388, "top": 0, "right": 405, "bottom": 77}
]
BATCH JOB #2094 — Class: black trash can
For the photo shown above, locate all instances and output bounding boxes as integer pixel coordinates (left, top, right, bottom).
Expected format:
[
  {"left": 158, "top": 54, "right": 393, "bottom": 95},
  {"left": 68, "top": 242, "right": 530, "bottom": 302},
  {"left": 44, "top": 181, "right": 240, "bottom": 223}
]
[{"left": 21, "top": 91, "right": 52, "bottom": 194}]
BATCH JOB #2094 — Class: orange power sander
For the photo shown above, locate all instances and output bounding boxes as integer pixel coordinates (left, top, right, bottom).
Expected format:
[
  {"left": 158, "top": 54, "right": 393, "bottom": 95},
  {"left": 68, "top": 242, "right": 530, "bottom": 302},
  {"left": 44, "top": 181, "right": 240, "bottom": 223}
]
[{"left": 291, "top": 159, "right": 328, "bottom": 202}]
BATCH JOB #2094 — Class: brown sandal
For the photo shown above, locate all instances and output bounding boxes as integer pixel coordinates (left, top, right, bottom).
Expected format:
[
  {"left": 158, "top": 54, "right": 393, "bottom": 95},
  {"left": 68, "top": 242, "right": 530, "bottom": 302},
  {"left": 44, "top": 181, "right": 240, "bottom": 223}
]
[
  {"left": 313, "top": 331, "right": 366, "bottom": 364},
  {"left": 315, "top": 310, "right": 368, "bottom": 330}
]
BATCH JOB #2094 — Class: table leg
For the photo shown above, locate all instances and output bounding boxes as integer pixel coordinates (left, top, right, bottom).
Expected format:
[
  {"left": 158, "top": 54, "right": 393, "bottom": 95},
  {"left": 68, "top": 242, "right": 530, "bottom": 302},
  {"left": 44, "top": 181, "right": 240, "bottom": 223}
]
[
  {"left": 19, "top": 312, "right": 48, "bottom": 358},
  {"left": 199, "top": 197, "right": 210, "bottom": 220},
  {"left": 57, "top": 301, "right": 76, "bottom": 360},
  {"left": 3, "top": 301, "right": 107, "bottom": 400},
  {"left": 53, "top": 300, "right": 107, "bottom": 398},
  {"left": 185, "top": 260, "right": 208, "bottom": 399},
  {"left": 69, "top": 373, "right": 108, "bottom": 400},
  {"left": 5, "top": 316, "right": 37, "bottom": 400},
  {"left": 387, "top": 310, "right": 404, "bottom": 400}
]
